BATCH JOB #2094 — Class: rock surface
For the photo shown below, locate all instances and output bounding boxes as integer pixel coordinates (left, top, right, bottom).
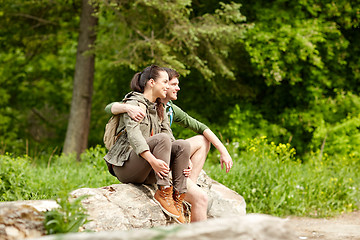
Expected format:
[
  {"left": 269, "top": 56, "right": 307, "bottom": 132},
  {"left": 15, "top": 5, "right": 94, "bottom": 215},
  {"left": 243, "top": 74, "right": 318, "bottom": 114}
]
[
  {"left": 71, "top": 184, "right": 171, "bottom": 231},
  {"left": 70, "top": 171, "right": 246, "bottom": 231},
  {"left": 0, "top": 172, "right": 246, "bottom": 239},
  {"left": 0, "top": 201, "right": 52, "bottom": 240},
  {"left": 31, "top": 214, "right": 297, "bottom": 240}
]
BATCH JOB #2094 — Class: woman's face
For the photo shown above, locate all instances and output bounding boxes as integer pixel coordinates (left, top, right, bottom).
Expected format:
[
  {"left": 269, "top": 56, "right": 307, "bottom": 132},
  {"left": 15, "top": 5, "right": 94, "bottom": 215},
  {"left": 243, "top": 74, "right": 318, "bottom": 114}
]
[{"left": 153, "top": 70, "right": 169, "bottom": 99}]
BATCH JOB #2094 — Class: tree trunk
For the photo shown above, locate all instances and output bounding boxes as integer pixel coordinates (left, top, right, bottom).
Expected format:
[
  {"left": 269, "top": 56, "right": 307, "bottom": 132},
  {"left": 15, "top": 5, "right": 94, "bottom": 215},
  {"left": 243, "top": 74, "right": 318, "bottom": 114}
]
[{"left": 63, "top": 0, "right": 98, "bottom": 158}]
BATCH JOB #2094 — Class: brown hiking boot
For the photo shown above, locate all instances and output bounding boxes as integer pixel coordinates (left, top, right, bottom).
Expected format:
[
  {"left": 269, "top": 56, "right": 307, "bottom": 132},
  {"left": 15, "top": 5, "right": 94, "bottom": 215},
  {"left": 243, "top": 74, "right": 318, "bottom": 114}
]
[
  {"left": 173, "top": 190, "right": 187, "bottom": 224},
  {"left": 154, "top": 186, "right": 180, "bottom": 218}
]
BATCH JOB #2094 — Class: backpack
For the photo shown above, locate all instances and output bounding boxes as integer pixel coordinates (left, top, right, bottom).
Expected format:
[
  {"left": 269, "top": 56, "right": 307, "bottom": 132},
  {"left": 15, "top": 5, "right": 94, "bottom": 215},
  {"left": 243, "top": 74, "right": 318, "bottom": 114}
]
[
  {"left": 103, "top": 115, "right": 122, "bottom": 150},
  {"left": 103, "top": 102, "right": 147, "bottom": 150}
]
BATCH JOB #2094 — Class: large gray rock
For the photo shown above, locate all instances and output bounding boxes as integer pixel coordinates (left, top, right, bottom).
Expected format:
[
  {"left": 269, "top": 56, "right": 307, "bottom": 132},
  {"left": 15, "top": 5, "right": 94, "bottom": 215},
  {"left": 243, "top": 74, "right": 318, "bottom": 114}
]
[
  {"left": 197, "top": 171, "right": 246, "bottom": 218},
  {"left": 70, "top": 171, "right": 246, "bottom": 231},
  {"left": 71, "top": 184, "right": 171, "bottom": 231},
  {"left": 0, "top": 172, "right": 246, "bottom": 239},
  {"left": 31, "top": 214, "right": 297, "bottom": 240}
]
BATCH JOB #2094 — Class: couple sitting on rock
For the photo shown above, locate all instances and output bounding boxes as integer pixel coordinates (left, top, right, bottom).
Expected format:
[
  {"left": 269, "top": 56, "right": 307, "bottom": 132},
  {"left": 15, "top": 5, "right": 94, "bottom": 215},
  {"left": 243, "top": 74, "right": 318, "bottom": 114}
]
[{"left": 104, "top": 65, "right": 233, "bottom": 224}]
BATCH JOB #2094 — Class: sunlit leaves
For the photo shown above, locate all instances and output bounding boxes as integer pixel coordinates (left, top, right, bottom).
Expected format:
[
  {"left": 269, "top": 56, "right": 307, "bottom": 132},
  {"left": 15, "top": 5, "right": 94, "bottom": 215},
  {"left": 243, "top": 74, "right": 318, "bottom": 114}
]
[{"left": 95, "top": 0, "right": 249, "bottom": 80}]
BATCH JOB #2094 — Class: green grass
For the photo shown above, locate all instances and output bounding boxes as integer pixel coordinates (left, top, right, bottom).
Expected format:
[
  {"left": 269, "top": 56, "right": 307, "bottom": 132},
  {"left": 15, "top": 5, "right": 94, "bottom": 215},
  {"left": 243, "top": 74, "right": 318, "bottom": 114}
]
[
  {"left": 0, "top": 146, "right": 116, "bottom": 201},
  {"left": 1, "top": 139, "right": 359, "bottom": 218},
  {"left": 44, "top": 194, "right": 91, "bottom": 235},
  {"left": 204, "top": 137, "right": 360, "bottom": 217}
]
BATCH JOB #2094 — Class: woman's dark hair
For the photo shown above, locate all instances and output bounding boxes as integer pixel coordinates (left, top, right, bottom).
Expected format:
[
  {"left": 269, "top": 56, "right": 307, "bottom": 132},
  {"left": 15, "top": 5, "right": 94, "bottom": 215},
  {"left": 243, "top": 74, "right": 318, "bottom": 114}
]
[
  {"left": 131, "top": 65, "right": 164, "bottom": 93},
  {"left": 130, "top": 65, "right": 166, "bottom": 120},
  {"left": 164, "top": 68, "right": 180, "bottom": 80}
]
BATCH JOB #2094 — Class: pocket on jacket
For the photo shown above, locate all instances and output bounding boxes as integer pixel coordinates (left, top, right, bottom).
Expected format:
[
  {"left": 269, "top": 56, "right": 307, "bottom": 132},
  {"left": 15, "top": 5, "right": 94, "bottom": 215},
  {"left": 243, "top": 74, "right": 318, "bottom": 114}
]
[{"left": 105, "top": 133, "right": 132, "bottom": 166}]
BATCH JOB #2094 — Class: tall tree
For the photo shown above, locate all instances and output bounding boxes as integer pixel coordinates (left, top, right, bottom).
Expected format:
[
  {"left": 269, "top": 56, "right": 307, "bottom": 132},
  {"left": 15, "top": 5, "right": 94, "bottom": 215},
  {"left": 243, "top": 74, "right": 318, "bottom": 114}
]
[{"left": 63, "top": 0, "right": 98, "bottom": 157}]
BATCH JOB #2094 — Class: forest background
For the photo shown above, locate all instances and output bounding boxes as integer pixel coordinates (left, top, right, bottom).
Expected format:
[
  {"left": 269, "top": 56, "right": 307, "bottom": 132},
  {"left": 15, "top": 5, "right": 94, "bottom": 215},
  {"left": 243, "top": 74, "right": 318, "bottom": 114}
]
[{"left": 1, "top": 0, "right": 360, "bottom": 218}]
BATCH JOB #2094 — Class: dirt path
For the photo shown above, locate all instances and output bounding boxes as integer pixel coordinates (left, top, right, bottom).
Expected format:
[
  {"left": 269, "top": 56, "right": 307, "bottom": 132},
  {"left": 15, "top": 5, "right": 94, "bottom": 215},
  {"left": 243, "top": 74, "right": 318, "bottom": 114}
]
[{"left": 286, "top": 210, "right": 360, "bottom": 239}]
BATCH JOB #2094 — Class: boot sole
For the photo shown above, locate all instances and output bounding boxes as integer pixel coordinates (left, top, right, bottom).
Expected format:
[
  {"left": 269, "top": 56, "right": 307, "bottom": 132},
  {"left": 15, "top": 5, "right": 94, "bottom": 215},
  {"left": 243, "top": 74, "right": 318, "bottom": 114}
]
[
  {"left": 173, "top": 216, "right": 185, "bottom": 224},
  {"left": 153, "top": 198, "right": 180, "bottom": 219}
]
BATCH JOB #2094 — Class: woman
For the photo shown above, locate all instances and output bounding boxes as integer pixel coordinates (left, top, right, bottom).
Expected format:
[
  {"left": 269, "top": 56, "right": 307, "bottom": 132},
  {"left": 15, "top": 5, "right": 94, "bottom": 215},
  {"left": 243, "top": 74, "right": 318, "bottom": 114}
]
[{"left": 104, "top": 65, "right": 190, "bottom": 224}]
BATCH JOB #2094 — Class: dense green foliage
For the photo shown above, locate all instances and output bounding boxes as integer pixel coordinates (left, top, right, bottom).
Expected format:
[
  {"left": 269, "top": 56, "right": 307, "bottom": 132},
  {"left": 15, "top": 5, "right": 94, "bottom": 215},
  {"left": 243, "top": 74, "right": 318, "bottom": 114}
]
[
  {"left": 1, "top": 0, "right": 359, "bottom": 159},
  {"left": 1, "top": 0, "right": 360, "bottom": 218}
]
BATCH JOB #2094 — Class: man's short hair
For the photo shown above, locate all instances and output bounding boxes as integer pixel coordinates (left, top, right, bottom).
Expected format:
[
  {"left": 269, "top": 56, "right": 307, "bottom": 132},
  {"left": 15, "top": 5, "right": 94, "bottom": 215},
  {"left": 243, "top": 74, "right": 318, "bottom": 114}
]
[{"left": 164, "top": 68, "right": 180, "bottom": 80}]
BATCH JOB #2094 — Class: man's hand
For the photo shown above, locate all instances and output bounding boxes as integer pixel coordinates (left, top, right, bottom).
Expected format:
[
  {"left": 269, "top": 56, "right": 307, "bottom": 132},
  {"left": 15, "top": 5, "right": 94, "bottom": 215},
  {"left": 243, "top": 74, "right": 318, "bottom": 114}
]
[
  {"left": 183, "top": 160, "right": 192, "bottom": 177},
  {"left": 220, "top": 152, "right": 233, "bottom": 173},
  {"left": 202, "top": 128, "right": 233, "bottom": 173},
  {"left": 127, "top": 105, "right": 145, "bottom": 122}
]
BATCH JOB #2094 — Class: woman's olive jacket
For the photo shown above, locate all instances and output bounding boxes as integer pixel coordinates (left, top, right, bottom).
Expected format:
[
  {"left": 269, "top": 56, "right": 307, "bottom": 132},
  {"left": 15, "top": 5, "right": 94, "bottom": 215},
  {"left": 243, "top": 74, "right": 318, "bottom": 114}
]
[{"left": 104, "top": 92, "right": 174, "bottom": 167}]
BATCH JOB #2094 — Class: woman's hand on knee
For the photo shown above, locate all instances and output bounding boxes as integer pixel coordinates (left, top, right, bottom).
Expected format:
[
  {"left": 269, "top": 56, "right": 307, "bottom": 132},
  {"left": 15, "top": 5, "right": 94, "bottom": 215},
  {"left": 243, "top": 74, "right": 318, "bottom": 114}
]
[{"left": 150, "top": 158, "right": 170, "bottom": 179}]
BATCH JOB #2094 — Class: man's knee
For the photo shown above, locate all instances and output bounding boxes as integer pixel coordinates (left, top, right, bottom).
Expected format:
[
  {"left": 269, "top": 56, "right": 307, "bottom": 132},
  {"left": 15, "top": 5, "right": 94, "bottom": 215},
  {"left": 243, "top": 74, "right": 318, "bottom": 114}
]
[
  {"left": 200, "top": 135, "right": 211, "bottom": 152},
  {"left": 187, "top": 135, "right": 210, "bottom": 153}
]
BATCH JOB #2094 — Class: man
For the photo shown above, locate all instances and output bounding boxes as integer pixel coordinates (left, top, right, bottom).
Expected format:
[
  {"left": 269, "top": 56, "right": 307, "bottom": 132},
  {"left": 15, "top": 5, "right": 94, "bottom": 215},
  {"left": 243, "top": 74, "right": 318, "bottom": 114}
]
[{"left": 105, "top": 68, "right": 233, "bottom": 222}]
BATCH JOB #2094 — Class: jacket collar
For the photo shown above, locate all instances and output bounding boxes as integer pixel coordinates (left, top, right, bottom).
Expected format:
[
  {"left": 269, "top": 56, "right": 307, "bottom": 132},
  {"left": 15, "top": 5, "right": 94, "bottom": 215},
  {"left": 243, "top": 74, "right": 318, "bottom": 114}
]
[{"left": 123, "top": 91, "right": 155, "bottom": 107}]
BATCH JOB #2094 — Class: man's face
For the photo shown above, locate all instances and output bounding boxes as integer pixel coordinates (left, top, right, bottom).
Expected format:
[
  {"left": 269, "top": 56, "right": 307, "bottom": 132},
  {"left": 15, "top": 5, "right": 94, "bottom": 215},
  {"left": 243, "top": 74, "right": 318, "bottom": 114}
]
[{"left": 166, "top": 78, "right": 180, "bottom": 100}]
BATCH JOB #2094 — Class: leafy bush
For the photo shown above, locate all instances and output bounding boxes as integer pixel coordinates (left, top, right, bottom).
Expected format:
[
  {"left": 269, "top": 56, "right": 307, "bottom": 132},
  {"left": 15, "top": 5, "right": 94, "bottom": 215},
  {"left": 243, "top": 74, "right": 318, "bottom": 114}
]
[
  {"left": 309, "top": 91, "right": 360, "bottom": 158},
  {"left": 0, "top": 154, "right": 32, "bottom": 201},
  {"left": 223, "top": 104, "right": 289, "bottom": 149},
  {"left": 279, "top": 90, "right": 360, "bottom": 156},
  {"left": 44, "top": 194, "right": 90, "bottom": 234}
]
